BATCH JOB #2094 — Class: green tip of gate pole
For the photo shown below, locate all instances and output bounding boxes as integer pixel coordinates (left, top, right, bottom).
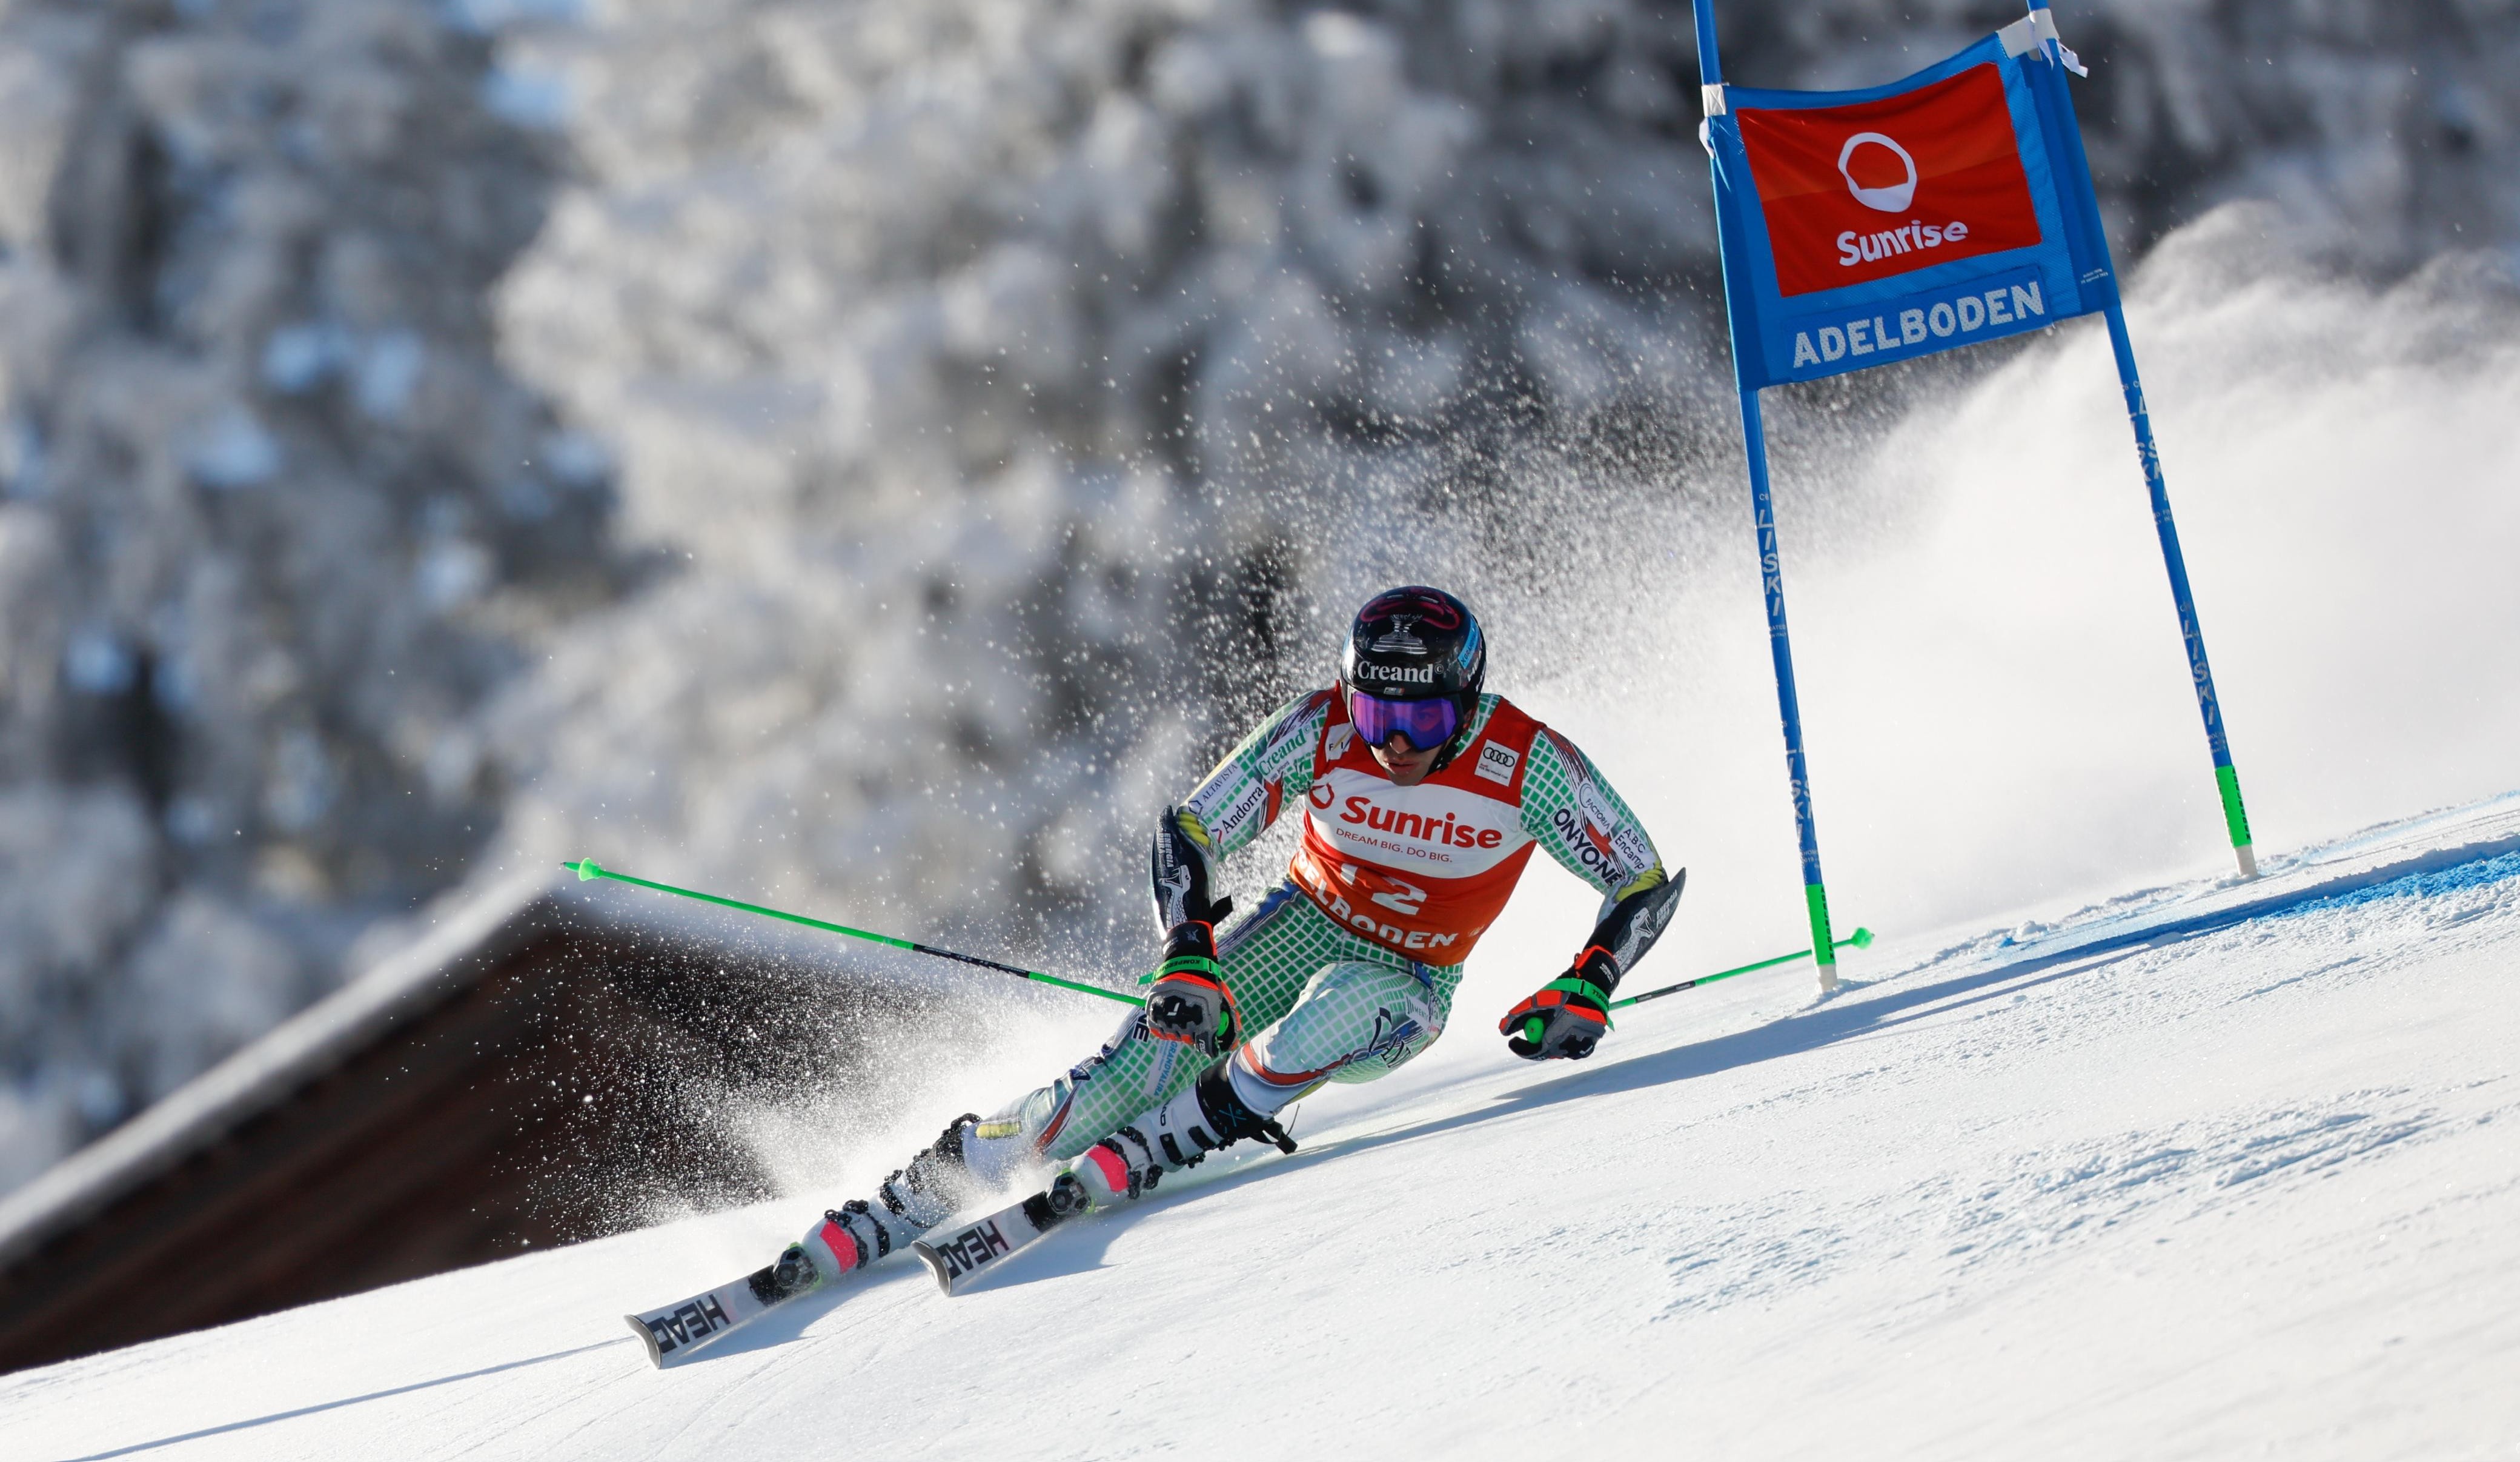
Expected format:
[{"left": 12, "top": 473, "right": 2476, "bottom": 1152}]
[
  {"left": 568, "top": 859, "right": 603, "bottom": 882},
  {"left": 1524, "top": 1016, "right": 1545, "bottom": 1045},
  {"left": 1850, "top": 926, "right": 1874, "bottom": 949}
]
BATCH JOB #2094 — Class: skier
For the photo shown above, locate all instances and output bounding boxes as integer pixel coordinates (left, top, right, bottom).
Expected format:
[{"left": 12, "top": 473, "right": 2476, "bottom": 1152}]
[{"left": 771, "top": 586, "right": 1682, "bottom": 1291}]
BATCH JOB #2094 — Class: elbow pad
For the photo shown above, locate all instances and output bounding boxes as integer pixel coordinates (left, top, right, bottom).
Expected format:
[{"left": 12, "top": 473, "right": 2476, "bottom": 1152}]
[
  {"left": 1149, "top": 807, "right": 1230, "bottom": 932},
  {"left": 1585, "top": 868, "right": 1686, "bottom": 973}
]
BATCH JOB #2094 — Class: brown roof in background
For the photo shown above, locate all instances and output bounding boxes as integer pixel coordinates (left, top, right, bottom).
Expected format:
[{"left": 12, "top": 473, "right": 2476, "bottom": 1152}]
[{"left": 0, "top": 869, "right": 943, "bottom": 1375}]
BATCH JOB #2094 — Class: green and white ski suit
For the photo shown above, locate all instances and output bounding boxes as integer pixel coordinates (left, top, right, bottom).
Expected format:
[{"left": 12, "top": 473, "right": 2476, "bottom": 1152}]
[{"left": 954, "top": 688, "right": 1669, "bottom": 1185}]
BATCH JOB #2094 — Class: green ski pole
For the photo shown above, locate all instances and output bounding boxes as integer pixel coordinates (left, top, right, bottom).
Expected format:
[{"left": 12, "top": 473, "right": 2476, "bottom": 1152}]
[
  {"left": 1610, "top": 928, "right": 1874, "bottom": 1010},
  {"left": 564, "top": 859, "right": 1144, "bottom": 1008}
]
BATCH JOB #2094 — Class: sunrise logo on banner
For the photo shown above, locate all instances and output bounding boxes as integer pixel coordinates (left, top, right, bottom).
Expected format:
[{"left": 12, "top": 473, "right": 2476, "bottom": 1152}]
[
  {"left": 1702, "top": 12, "right": 2115, "bottom": 388},
  {"left": 1688, "top": 3, "right": 2262, "bottom": 997}
]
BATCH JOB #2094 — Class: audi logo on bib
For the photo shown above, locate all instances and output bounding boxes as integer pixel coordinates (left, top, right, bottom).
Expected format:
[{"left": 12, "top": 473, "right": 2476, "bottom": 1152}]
[{"left": 1738, "top": 63, "right": 2042, "bottom": 297}]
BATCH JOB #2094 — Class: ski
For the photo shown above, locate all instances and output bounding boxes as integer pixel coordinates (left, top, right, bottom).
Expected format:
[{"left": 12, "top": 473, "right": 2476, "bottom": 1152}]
[
  {"left": 626, "top": 1263, "right": 817, "bottom": 1369},
  {"left": 910, "top": 1175, "right": 1088, "bottom": 1297}
]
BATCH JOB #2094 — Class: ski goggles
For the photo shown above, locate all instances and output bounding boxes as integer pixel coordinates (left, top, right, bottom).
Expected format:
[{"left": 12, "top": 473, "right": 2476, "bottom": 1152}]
[{"left": 1345, "top": 687, "right": 1460, "bottom": 751}]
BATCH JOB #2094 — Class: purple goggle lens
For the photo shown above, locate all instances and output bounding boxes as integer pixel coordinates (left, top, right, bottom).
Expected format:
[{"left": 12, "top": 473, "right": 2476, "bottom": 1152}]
[{"left": 1346, "top": 689, "right": 1459, "bottom": 751}]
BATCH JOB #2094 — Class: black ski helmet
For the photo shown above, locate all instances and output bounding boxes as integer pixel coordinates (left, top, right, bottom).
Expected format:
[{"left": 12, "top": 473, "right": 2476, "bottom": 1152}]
[{"left": 1341, "top": 586, "right": 1486, "bottom": 760}]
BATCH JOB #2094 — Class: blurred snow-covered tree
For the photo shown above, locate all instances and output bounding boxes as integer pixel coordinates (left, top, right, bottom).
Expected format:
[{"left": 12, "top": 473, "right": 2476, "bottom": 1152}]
[{"left": 0, "top": 0, "right": 614, "bottom": 1185}]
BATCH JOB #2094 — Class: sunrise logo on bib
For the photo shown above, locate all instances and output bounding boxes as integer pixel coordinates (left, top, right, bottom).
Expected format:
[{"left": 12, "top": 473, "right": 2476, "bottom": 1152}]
[{"left": 1289, "top": 697, "right": 1544, "bottom": 960}]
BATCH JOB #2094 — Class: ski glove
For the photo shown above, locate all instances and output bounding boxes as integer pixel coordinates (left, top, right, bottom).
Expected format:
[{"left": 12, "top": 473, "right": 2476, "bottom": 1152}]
[
  {"left": 1500, "top": 946, "right": 1619, "bottom": 1061},
  {"left": 1143, "top": 920, "right": 1235, "bottom": 1055}
]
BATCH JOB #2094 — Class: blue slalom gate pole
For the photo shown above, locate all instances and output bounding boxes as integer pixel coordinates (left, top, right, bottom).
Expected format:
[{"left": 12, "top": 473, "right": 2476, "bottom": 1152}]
[
  {"left": 1696, "top": 0, "right": 1842, "bottom": 992},
  {"left": 2100, "top": 302, "right": 2257, "bottom": 878},
  {"left": 1733, "top": 384, "right": 1842, "bottom": 989},
  {"left": 2018, "top": 0, "right": 2258, "bottom": 880}
]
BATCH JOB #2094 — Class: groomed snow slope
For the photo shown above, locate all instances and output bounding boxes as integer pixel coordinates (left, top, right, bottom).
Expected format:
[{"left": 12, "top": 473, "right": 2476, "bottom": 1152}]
[{"left": 12, "top": 797, "right": 2520, "bottom": 1461}]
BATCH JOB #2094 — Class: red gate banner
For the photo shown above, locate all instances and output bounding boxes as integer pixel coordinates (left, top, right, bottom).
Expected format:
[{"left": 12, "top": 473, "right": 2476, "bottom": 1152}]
[{"left": 1736, "top": 63, "right": 2043, "bottom": 297}]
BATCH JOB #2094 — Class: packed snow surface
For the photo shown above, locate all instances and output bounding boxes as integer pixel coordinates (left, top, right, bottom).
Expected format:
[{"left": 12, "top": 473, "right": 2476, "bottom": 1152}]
[{"left": 11, "top": 796, "right": 2519, "bottom": 1459}]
